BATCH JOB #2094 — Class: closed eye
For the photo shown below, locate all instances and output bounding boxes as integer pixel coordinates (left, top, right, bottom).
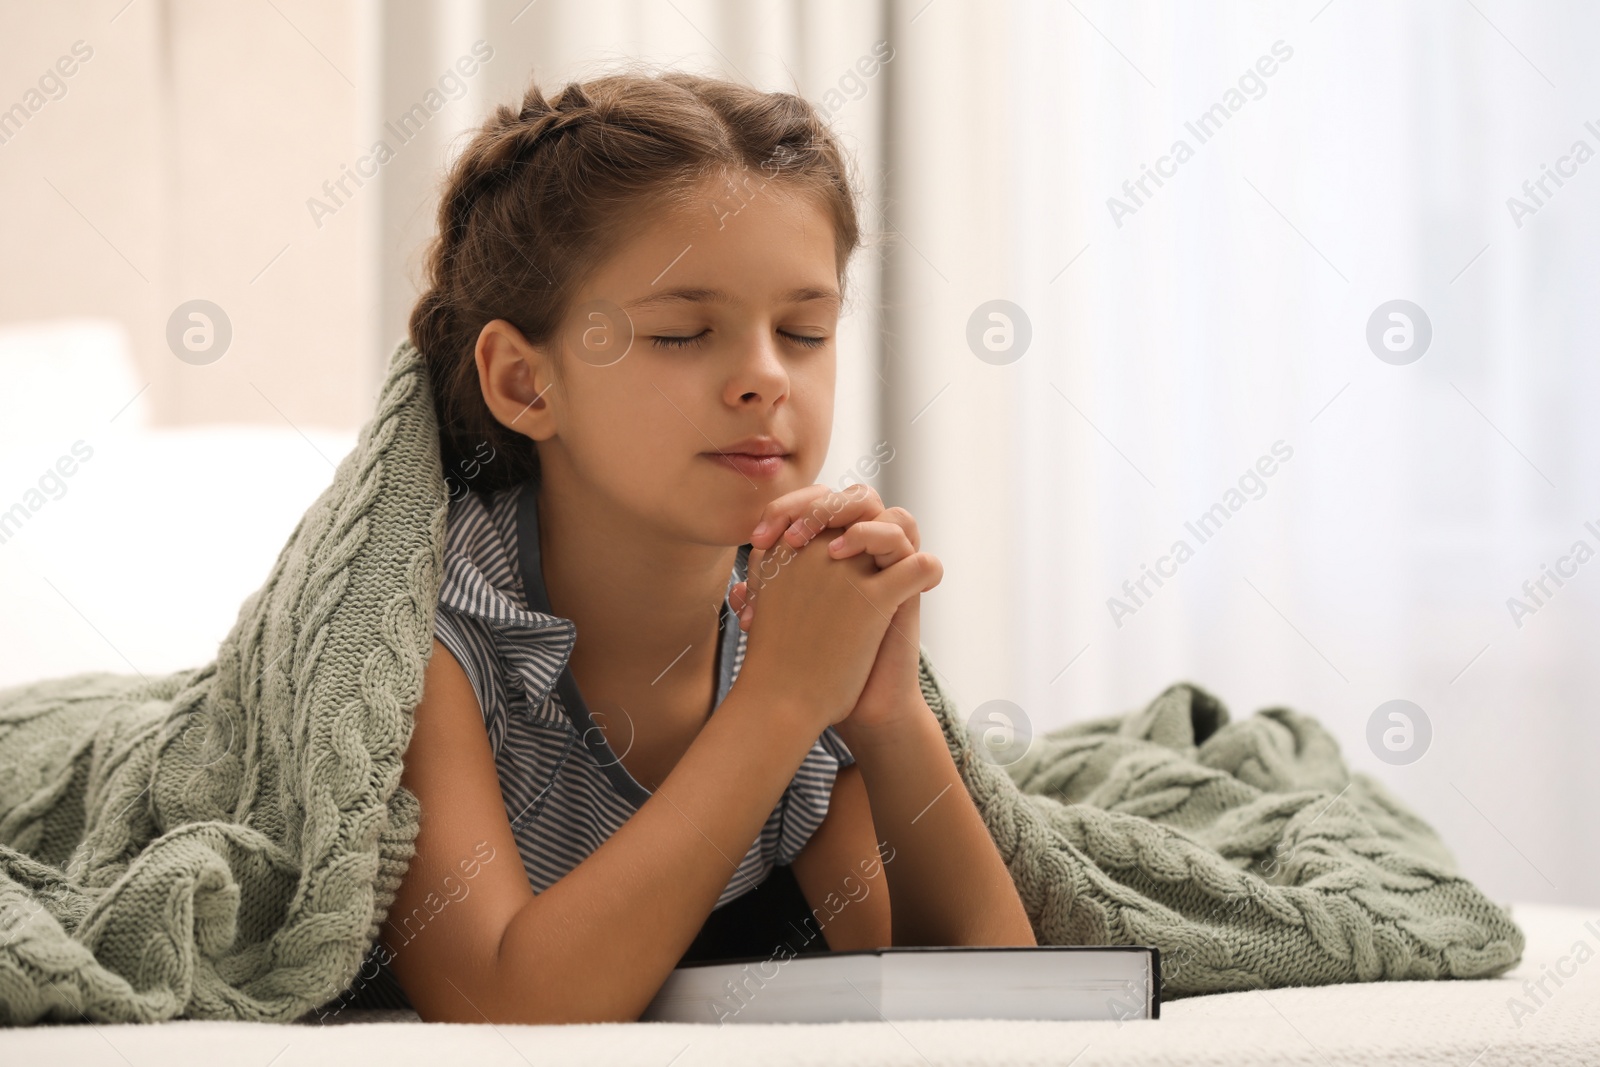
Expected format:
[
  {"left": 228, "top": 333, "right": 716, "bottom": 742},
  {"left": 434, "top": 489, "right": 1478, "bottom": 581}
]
[
  {"left": 650, "top": 330, "right": 709, "bottom": 350},
  {"left": 650, "top": 329, "right": 828, "bottom": 350}
]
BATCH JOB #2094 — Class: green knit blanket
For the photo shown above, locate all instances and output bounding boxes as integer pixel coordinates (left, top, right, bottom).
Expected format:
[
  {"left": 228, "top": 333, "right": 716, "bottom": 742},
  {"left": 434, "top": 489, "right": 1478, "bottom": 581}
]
[
  {"left": 0, "top": 340, "right": 1521, "bottom": 1024},
  {"left": 931, "top": 672, "right": 1523, "bottom": 996}
]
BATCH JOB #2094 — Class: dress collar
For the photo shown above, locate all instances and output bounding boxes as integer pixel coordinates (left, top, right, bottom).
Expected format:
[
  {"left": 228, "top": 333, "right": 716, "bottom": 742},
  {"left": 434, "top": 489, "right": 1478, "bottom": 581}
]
[
  {"left": 435, "top": 484, "right": 753, "bottom": 631},
  {"left": 511, "top": 475, "right": 752, "bottom": 624},
  {"left": 510, "top": 477, "right": 752, "bottom": 806},
  {"left": 436, "top": 478, "right": 753, "bottom": 805}
]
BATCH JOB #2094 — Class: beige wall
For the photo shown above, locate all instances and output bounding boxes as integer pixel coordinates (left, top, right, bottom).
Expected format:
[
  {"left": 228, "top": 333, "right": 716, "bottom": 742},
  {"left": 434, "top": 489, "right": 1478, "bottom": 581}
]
[{"left": 0, "top": 0, "right": 376, "bottom": 430}]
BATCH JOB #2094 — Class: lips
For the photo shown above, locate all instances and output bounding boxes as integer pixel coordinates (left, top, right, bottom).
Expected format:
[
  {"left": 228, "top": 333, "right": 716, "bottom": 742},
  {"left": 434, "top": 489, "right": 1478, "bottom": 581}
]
[
  {"left": 708, "top": 436, "right": 788, "bottom": 457},
  {"left": 702, "top": 437, "right": 790, "bottom": 478}
]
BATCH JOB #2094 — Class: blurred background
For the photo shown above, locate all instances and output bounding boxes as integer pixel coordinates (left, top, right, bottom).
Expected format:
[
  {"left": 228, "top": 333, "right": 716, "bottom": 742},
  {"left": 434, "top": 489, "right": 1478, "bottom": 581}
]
[{"left": 2, "top": 0, "right": 1596, "bottom": 908}]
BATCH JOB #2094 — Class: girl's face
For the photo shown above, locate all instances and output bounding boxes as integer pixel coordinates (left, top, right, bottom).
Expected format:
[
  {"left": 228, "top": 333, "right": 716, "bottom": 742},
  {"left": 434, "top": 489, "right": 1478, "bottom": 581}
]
[{"left": 535, "top": 172, "right": 841, "bottom": 547}]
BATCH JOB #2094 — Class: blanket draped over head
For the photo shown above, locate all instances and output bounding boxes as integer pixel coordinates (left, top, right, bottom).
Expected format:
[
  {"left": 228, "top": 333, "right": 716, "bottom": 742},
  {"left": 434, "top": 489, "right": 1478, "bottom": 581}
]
[{"left": 0, "top": 340, "right": 1522, "bottom": 1024}]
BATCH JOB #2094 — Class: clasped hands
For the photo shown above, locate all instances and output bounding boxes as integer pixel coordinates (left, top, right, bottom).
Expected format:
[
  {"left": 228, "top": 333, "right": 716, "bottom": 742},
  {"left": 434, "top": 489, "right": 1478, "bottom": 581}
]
[{"left": 726, "top": 484, "right": 942, "bottom": 743}]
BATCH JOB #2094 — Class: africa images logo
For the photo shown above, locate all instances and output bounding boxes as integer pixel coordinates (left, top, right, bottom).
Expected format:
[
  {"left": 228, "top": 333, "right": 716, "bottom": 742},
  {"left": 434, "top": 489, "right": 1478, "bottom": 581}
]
[
  {"left": 305, "top": 41, "right": 494, "bottom": 229},
  {"left": 1107, "top": 441, "right": 1294, "bottom": 628},
  {"left": 1106, "top": 39, "right": 1294, "bottom": 228}
]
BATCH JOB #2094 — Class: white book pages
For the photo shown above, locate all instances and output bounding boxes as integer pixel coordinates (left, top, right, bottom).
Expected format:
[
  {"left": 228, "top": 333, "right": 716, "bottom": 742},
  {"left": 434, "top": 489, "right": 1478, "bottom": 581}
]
[{"left": 641, "top": 946, "right": 1159, "bottom": 1024}]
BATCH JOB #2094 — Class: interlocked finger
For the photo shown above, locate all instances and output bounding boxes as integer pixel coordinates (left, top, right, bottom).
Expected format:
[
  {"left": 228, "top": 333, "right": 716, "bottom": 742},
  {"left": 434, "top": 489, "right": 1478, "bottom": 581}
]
[{"left": 826, "top": 519, "right": 916, "bottom": 569}]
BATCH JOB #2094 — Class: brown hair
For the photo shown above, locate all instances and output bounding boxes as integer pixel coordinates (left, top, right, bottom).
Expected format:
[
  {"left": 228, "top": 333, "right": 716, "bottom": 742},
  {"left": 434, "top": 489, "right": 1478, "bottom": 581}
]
[{"left": 410, "top": 71, "right": 863, "bottom": 497}]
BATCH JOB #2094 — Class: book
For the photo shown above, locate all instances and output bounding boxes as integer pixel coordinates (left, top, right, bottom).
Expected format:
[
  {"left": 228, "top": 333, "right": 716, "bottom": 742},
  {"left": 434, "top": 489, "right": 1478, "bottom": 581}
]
[{"left": 640, "top": 945, "right": 1161, "bottom": 1024}]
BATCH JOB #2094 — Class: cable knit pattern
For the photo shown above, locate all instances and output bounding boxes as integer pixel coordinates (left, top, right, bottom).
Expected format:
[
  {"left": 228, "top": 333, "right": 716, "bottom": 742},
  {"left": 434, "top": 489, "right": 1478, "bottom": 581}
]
[
  {"left": 0, "top": 338, "right": 1520, "bottom": 1022},
  {"left": 918, "top": 664, "right": 1524, "bottom": 997},
  {"left": 0, "top": 340, "right": 442, "bottom": 1023}
]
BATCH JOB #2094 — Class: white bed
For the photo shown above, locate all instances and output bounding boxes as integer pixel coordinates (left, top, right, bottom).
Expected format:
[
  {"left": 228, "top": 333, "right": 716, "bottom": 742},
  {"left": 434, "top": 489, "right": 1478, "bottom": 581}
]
[{"left": 0, "top": 902, "right": 1590, "bottom": 1064}]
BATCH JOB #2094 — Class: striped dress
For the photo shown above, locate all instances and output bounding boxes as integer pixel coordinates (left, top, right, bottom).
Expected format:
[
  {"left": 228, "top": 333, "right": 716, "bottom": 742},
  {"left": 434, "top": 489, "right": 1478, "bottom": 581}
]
[{"left": 325, "top": 479, "right": 854, "bottom": 1016}]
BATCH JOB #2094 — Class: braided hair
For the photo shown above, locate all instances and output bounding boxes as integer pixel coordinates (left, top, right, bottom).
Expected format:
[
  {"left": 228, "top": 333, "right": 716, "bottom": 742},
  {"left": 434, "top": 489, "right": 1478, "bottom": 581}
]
[{"left": 410, "top": 72, "right": 863, "bottom": 497}]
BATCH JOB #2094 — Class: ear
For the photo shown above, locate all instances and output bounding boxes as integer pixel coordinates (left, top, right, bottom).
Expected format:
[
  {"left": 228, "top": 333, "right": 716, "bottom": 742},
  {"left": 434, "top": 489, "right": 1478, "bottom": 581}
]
[{"left": 476, "top": 318, "right": 559, "bottom": 441}]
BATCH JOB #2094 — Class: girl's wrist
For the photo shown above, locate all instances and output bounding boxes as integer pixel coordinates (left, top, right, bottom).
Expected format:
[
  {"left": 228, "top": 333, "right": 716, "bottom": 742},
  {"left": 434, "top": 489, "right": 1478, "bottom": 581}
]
[
  {"left": 723, "top": 675, "right": 845, "bottom": 760},
  {"left": 831, "top": 692, "right": 934, "bottom": 758}
]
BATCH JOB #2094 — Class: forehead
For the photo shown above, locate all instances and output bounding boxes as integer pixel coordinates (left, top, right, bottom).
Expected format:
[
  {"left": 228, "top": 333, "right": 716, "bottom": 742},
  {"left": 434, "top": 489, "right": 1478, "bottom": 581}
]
[
  {"left": 624, "top": 284, "right": 841, "bottom": 315},
  {"left": 583, "top": 173, "right": 842, "bottom": 307}
]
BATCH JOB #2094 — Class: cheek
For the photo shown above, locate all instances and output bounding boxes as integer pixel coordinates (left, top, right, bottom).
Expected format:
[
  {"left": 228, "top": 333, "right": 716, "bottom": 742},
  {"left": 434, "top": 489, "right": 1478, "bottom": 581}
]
[
  {"left": 790, "top": 360, "right": 836, "bottom": 474},
  {"left": 565, "top": 367, "right": 694, "bottom": 469}
]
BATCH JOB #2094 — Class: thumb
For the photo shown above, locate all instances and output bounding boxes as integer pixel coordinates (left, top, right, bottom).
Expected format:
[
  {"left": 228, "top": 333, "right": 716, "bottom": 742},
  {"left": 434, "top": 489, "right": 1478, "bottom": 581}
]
[
  {"left": 745, "top": 545, "right": 764, "bottom": 594},
  {"left": 744, "top": 538, "right": 800, "bottom": 599}
]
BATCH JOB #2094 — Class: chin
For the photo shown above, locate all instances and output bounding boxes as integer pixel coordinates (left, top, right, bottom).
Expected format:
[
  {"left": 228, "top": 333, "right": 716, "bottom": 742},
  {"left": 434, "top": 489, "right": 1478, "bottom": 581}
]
[
  {"left": 683, "top": 498, "right": 774, "bottom": 549},
  {"left": 702, "top": 512, "right": 766, "bottom": 548},
  {"left": 681, "top": 459, "right": 815, "bottom": 544}
]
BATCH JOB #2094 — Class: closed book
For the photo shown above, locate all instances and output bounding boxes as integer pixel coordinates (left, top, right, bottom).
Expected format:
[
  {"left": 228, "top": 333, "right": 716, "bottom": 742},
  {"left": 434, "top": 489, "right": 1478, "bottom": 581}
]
[{"left": 641, "top": 945, "right": 1160, "bottom": 1024}]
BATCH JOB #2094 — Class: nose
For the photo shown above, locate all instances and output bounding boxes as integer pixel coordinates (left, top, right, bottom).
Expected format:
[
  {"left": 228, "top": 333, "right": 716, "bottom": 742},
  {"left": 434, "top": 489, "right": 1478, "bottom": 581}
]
[{"left": 725, "top": 328, "right": 790, "bottom": 408}]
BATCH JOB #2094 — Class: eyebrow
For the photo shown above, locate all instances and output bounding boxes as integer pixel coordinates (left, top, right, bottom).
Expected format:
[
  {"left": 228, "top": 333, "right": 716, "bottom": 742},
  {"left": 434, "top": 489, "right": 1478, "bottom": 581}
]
[{"left": 624, "top": 286, "right": 840, "bottom": 313}]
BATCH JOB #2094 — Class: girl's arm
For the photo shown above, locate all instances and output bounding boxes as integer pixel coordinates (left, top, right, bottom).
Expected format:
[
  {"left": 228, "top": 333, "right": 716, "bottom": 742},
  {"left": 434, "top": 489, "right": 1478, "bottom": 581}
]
[
  {"left": 788, "top": 761, "right": 892, "bottom": 950},
  {"left": 384, "top": 639, "right": 829, "bottom": 1024},
  {"left": 742, "top": 488, "right": 1036, "bottom": 948},
  {"left": 834, "top": 697, "right": 1038, "bottom": 948}
]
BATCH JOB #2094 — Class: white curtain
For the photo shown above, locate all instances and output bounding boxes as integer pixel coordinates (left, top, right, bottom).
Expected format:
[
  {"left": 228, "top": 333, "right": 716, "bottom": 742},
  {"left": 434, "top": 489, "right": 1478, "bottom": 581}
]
[
  {"left": 372, "top": 0, "right": 1598, "bottom": 908},
  {"left": 987, "top": 0, "right": 1599, "bottom": 909}
]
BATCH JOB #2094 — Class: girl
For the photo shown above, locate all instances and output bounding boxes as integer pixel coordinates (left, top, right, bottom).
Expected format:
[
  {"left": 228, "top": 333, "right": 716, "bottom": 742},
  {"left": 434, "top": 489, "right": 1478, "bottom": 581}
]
[{"left": 367, "top": 70, "right": 1034, "bottom": 1024}]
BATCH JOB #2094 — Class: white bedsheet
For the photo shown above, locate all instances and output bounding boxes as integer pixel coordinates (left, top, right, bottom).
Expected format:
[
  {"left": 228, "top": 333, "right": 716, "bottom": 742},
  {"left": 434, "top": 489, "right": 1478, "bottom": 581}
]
[{"left": 1, "top": 902, "right": 1593, "bottom": 1065}]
